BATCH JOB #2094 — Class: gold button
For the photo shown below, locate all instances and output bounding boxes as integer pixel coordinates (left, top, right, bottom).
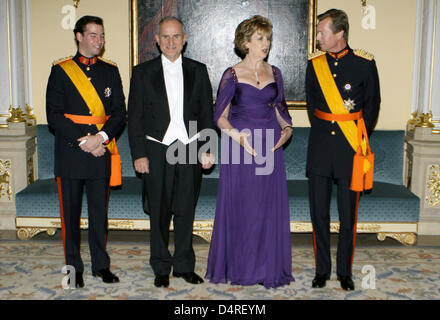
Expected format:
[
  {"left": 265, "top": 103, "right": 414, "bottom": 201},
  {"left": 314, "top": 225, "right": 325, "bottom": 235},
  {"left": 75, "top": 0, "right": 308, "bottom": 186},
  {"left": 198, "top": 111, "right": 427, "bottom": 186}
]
[
  {"left": 86, "top": 67, "right": 90, "bottom": 71},
  {"left": 334, "top": 62, "right": 338, "bottom": 66},
  {"left": 331, "top": 131, "right": 336, "bottom": 135},
  {"left": 89, "top": 111, "right": 92, "bottom": 115},
  {"left": 88, "top": 77, "right": 91, "bottom": 81},
  {"left": 87, "top": 132, "right": 91, "bottom": 136},
  {"left": 331, "top": 120, "right": 335, "bottom": 124},
  {"left": 333, "top": 74, "right": 337, "bottom": 78}
]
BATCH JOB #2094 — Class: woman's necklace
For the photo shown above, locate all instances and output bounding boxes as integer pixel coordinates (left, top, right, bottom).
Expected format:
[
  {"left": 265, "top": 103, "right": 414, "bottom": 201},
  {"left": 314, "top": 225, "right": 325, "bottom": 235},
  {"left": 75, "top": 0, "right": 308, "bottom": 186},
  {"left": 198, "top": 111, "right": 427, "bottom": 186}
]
[{"left": 244, "top": 60, "right": 262, "bottom": 86}]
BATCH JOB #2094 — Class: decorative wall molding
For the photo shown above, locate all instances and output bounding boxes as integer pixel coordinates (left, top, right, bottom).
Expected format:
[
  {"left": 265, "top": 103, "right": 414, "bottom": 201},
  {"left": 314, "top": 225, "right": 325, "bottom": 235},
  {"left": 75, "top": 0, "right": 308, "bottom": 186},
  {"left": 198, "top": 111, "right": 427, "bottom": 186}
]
[
  {"left": 0, "top": 159, "right": 12, "bottom": 201},
  {"left": 426, "top": 164, "right": 440, "bottom": 207}
]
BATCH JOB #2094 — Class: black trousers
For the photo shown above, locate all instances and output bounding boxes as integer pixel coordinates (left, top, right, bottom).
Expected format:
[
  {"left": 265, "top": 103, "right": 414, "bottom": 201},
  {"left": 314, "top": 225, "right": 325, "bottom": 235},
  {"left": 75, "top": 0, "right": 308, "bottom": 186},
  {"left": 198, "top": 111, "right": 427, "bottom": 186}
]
[
  {"left": 56, "top": 177, "right": 110, "bottom": 273},
  {"left": 308, "top": 173, "right": 359, "bottom": 277},
  {"left": 142, "top": 140, "right": 202, "bottom": 276}
]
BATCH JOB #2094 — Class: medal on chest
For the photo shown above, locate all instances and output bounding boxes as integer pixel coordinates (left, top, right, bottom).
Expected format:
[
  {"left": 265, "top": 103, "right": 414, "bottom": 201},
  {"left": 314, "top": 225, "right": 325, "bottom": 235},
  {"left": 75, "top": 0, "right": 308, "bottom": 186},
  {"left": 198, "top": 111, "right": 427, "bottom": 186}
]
[
  {"left": 104, "top": 87, "right": 112, "bottom": 98},
  {"left": 343, "top": 98, "right": 356, "bottom": 111},
  {"left": 343, "top": 83, "right": 352, "bottom": 92}
]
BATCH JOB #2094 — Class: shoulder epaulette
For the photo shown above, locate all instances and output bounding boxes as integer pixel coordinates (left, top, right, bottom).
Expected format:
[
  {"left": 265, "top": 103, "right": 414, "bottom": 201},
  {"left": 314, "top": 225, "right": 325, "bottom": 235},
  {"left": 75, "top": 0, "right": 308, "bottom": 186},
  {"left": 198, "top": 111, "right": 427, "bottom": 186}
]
[
  {"left": 98, "top": 56, "right": 118, "bottom": 67},
  {"left": 308, "top": 50, "right": 326, "bottom": 60},
  {"left": 52, "top": 56, "right": 73, "bottom": 66},
  {"left": 353, "top": 49, "right": 374, "bottom": 61}
]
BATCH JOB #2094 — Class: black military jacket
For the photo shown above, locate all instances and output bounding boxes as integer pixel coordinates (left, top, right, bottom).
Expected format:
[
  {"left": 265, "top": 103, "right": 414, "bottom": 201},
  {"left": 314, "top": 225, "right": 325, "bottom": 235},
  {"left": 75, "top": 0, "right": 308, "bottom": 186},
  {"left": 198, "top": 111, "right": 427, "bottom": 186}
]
[
  {"left": 305, "top": 47, "right": 381, "bottom": 179},
  {"left": 46, "top": 52, "right": 126, "bottom": 179}
]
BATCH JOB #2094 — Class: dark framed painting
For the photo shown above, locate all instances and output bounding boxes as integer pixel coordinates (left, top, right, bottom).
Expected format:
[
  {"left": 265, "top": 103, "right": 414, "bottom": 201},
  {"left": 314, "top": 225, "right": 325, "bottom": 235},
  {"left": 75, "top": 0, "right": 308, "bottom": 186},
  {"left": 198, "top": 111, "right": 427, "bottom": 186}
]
[{"left": 130, "top": 0, "right": 317, "bottom": 109}]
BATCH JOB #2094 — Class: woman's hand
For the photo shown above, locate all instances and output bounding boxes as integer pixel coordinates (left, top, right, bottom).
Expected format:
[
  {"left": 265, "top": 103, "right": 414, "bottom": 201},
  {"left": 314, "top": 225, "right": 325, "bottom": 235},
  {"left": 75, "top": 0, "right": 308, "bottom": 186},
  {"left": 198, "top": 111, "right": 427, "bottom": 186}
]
[
  {"left": 233, "top": 130, "right": 257, "bottom": 157},
  {"left": 272, "top": 126, "right": 293, "bottom": 152},
  {"left": 217, "top": 105, "right": 257, "bottom": 157}
]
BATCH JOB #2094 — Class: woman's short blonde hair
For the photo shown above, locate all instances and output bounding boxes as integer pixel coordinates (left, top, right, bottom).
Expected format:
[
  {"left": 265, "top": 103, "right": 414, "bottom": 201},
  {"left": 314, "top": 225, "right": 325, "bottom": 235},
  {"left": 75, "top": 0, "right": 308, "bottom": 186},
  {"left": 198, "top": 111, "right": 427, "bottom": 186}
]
[{"left": 234, "top": 15, "right": 273, "bottom": 57}]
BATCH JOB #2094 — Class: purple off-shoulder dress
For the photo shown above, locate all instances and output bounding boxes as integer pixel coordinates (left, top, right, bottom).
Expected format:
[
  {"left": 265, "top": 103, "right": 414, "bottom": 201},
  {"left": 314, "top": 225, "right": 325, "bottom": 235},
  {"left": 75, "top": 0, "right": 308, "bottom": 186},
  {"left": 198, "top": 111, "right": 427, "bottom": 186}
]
[{"left": 205, "top": 66, "right": 294, "bottom": 288}]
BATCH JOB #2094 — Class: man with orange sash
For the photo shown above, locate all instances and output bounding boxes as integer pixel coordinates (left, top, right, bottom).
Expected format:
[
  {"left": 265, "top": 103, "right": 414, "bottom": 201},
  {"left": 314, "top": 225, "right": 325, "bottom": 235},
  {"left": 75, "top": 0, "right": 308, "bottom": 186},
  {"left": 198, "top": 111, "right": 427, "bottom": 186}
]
[
  {"left": 46, "top": 16, "right": 126, "bottom": 288},
  {"left": 306, "top": 9, "right": 380, "bottom": 291}
]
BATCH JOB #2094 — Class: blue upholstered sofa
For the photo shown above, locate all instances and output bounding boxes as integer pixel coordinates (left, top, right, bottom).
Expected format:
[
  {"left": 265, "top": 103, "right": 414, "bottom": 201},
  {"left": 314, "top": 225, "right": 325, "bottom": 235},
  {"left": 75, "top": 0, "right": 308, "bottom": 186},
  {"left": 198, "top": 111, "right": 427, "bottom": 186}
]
[{"left": 15, "top": 125, "right": 419, "bottom": 245}]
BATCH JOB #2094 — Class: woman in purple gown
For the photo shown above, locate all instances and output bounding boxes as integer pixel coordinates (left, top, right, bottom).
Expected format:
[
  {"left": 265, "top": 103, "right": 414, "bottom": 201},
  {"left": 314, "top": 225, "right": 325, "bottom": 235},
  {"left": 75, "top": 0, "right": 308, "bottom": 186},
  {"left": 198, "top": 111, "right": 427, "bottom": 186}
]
[{"left": 205, "top": 16, "right": 294, "bottom": 288}]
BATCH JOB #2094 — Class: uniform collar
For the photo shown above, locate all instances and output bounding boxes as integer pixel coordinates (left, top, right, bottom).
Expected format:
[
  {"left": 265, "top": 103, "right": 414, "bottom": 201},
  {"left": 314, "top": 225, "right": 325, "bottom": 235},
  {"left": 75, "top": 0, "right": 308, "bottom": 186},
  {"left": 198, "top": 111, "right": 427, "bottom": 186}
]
[
  {"left": 327, "top": 46, "right": 351, "bottom": 60},
  {"left": 75, "top": 52, "right": 98, "bottom": 66}
]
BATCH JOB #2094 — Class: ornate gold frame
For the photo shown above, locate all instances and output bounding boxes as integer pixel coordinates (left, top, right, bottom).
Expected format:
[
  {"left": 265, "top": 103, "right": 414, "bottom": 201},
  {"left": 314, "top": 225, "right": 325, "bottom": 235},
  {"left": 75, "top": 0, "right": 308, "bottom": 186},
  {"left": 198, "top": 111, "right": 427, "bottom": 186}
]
[
  {"left": 129, "top": 0, "right": 317, "bottom": 110},
  {"left": 16, "top": 216, "right": 418, "bottom": 245}
]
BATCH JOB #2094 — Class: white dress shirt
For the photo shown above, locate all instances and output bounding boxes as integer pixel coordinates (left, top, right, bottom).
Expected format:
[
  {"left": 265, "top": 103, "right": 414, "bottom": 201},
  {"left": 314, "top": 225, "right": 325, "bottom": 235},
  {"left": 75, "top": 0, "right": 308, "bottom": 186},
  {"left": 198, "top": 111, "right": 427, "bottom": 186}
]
[{"left": 146, "top": 54, "right": 198, "bottom": 146}]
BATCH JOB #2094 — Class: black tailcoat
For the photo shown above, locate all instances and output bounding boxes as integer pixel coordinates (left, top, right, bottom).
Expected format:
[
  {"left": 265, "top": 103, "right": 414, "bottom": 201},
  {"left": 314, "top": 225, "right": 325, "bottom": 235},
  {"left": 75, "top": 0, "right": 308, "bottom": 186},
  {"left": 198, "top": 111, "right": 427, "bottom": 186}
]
[
  {"left": 128, "top": 56, "right": 214, "bottom": 161},
  {"left": 127, "top": 55, "right": 214, "bottom": 275}
]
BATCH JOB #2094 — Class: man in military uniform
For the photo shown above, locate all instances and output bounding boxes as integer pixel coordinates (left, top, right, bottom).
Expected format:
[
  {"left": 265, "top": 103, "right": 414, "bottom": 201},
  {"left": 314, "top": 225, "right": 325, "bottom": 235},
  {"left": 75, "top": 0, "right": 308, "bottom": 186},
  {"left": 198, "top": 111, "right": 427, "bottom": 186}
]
[
  {"left": 306, "top": 9, "right": 380, "bottom": 291},
  {"left": 46, "top": 15, "right": 126, "bottom": 288}
]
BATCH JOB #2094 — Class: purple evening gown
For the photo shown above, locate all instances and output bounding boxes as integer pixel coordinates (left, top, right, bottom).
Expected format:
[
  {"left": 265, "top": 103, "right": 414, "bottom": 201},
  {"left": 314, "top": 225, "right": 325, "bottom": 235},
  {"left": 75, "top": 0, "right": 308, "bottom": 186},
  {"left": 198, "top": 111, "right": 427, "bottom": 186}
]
[{"left": 205, "top": 66, "right": 294, "bottom": 288}]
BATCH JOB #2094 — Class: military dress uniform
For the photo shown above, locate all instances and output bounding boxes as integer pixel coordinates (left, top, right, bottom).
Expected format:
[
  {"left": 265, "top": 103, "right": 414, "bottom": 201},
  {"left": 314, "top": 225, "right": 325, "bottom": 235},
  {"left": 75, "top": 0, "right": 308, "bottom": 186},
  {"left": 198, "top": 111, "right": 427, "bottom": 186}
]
[
  {"left": 46, "top": 52, "right": 126, "bottom": 275},
  {"left": 305, "top": 47, "right": 380, "bottom": 278}
]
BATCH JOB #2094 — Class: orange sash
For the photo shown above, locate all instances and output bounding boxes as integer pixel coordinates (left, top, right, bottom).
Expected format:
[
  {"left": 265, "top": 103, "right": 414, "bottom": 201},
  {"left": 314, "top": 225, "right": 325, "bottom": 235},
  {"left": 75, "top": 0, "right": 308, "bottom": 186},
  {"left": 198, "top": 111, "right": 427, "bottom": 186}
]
[{"left": 314, "top": 110, "right": 374, "bottom": 191}]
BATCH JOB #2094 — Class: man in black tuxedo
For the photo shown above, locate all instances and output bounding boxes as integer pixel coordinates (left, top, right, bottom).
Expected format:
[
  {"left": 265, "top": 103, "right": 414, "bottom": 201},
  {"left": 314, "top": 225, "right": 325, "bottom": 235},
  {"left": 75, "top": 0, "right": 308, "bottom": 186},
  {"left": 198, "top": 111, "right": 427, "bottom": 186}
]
[
  {"left": 306, "top": 9, "right": 380, "bottom": 291},
  {"left": 46, "top": 16, "right": 126, "bottom": 288},
  {"left": 128, "top": 17, "right": 215, "bottom": 288}
]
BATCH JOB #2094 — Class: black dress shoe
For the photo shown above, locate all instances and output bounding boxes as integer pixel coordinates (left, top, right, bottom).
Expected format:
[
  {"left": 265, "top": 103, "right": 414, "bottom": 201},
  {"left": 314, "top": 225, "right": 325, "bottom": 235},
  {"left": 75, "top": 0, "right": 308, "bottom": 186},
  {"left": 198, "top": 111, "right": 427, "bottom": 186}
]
[
  {"left": 154, "top": 275, "right": 169, "bottom": 288},
  {"left": 338, "top": 275, "right": 355, "bottom": 291},
  {"left": 68, "top": 272, "right": 84, "bottom": 288},
  {"left": 312, "top": 273, "right": 330, "bottom": 288},
  {"left": 172, "top": 271, "right": 204, "bottom": 284},
  {"left": 92, "top": 268, "right": 119, "bottom": 283},
  {"left": 75, "top": 272, "right": 84, "bottom": 288}
]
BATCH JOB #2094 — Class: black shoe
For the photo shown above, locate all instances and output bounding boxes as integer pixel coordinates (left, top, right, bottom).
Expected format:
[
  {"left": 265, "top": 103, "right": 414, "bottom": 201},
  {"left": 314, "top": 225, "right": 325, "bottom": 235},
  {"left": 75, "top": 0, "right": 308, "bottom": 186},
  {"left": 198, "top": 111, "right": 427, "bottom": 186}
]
[
  {"left": 337, "top": 275, "right": 355, "bottom": 291},
  {"left": 312, "top": 273, "right": 330, "bottom": 288},
  {"left": 75, "top": 272, "right": 84, "bottom": 288},
  {"left": 92, "top": 268, "right": 119, "bottom": 284},
  {"left": 154, "top": 275, "right": 169, "bottom": 288},
  {"left": 172, "top": 271, "right": 204, "bottom": 284},
  {"left": 68, "top": 272, "right": 84, "bottom": 288}
]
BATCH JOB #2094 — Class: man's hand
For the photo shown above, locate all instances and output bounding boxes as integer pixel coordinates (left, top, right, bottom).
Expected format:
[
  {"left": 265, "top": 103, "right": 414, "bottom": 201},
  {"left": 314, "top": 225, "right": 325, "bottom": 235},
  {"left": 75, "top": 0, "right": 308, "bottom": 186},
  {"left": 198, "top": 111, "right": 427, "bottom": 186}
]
[
  {"left": 90, "top": 144, "right": 107, "bottom": 157},
  {"left": 201, "top": 153, "right": 215, "bottom": 170},
  {"left": 134, "top": 157, "right": 149, "bottom": 174},
  {"left": 272, "top": 127, "right": 293, "bottom": 152},
  {"left": 78, "top": 134, "right": 105, "bottom": 153}
]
